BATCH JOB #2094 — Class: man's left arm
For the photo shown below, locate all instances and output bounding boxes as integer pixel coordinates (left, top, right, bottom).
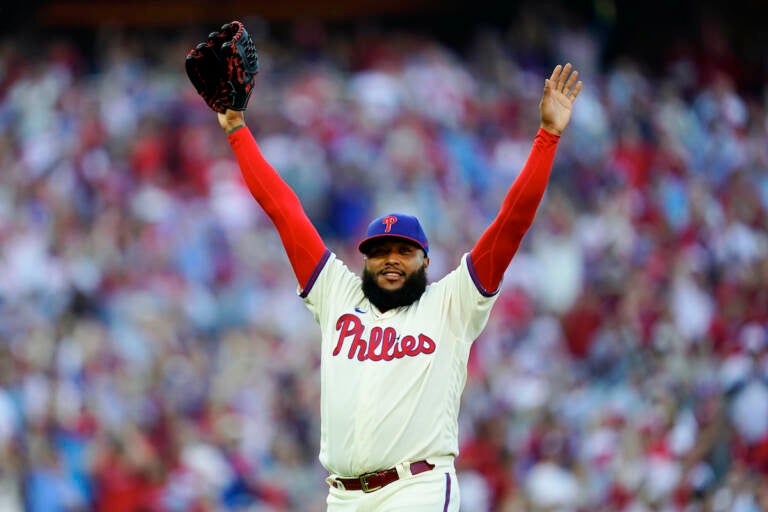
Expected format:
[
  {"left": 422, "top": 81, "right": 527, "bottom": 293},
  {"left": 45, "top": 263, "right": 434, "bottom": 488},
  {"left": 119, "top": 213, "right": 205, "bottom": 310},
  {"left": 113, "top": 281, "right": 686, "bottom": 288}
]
[{"left": 468, "top": 63, "right": 582, "bottom": 295}]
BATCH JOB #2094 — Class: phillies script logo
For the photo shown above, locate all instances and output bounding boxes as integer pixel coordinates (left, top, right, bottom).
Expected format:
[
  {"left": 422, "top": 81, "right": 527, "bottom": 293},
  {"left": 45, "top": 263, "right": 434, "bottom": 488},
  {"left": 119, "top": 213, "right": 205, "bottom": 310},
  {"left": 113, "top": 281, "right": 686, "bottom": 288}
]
[{"left": 333, "top": 314, "right": 436, "bottom": 361}]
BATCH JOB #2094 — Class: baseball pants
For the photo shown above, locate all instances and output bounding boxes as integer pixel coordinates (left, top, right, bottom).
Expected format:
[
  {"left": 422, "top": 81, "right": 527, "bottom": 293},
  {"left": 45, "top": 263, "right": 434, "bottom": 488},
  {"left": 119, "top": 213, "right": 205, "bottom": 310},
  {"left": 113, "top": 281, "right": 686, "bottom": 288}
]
[{"left": 326, "top": 457, "right": 459, "bottom": 511}]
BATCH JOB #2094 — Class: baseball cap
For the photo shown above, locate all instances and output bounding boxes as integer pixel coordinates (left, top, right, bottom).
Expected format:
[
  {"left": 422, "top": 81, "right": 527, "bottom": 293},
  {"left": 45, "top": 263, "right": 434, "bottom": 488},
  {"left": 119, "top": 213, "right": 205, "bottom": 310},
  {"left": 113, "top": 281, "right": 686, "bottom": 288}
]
[{"left": 358, "top": 213, "right": 429, "bottom": 256}]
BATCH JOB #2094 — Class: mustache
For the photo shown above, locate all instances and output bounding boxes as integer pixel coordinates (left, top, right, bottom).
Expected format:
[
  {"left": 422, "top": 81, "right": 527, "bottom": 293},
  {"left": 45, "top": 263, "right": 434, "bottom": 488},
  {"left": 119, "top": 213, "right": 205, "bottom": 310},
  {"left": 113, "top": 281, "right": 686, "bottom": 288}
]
[
  {"left": 361, "top": 265, "right": 427, "bottom": 312},
  {"left": 379, "top": 266, "right": 404, "bottom": 275}
]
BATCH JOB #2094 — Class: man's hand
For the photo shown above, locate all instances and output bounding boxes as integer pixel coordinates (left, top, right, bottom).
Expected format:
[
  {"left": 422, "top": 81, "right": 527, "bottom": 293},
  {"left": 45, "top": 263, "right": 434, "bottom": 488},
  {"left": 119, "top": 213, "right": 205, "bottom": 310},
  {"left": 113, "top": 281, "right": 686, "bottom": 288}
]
[
  {"left": 218, "top": 109, "right": 246, "bottom": 134},
  {"left": 539, "top": 63, "right": 582, "bottom": 136}
]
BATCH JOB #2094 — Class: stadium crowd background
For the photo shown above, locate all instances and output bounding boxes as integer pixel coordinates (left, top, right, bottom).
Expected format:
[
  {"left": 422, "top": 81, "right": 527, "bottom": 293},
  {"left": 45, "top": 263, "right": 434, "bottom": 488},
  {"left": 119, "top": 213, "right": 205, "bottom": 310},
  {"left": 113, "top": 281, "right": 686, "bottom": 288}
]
[{"left": 0, "top": 2, "right": 767, "bottom": 511}]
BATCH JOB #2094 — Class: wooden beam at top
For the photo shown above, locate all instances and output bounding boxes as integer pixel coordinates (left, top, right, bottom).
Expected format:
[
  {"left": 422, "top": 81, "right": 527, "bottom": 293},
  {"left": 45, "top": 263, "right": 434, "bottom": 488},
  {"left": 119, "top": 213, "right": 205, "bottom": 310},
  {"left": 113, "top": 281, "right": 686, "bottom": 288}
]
[{"left": 37, "top": 0, "right": 446, "bottom": 27}]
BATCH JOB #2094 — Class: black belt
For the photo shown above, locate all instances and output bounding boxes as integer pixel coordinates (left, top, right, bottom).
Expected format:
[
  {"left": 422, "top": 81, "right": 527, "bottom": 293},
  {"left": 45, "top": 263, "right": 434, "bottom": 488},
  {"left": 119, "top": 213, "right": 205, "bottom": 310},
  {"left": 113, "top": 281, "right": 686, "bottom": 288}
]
[{"left": 331, "top": 460, "right": 435, "bottom": 492}]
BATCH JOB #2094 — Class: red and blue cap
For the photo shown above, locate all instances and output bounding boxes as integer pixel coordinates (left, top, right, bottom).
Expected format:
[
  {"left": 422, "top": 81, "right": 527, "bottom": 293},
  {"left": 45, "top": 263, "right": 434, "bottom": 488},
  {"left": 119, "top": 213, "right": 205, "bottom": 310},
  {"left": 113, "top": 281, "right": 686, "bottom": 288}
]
[{"left": 358, "top": 213, "right": 429, "bottom": 256}]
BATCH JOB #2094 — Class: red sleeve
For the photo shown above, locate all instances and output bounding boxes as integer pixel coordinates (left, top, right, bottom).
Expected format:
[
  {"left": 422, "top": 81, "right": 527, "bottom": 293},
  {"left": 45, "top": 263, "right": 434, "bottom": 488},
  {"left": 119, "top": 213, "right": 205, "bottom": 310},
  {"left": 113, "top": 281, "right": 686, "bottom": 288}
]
[
  {"left": 227, "top": 126, "right": 329, "bottom": 293},
  {"left": 468, "top": 128, "right": 560, "bottom": 295}
]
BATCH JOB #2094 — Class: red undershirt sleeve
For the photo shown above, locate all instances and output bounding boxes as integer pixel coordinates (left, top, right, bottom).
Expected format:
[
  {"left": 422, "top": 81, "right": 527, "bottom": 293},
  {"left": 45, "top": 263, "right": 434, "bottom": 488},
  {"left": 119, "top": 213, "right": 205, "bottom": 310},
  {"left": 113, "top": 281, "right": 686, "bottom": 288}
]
[
  {"left": 468, "top": 128, "right": 560, "bottom": 296},
  {"left": 227, "top": 126, "right": 329, "bottom": 294}
]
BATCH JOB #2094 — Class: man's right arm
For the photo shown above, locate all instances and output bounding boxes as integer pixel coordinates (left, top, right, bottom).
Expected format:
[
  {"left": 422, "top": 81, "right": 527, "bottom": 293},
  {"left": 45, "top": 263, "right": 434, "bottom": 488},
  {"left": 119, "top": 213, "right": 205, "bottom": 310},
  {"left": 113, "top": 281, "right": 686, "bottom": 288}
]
[
  {"left": 220, "top": 110, "right": 329, "bottom": 293},
  {"left": 468, "top": 64, "right": 582, "bottom": 295}
]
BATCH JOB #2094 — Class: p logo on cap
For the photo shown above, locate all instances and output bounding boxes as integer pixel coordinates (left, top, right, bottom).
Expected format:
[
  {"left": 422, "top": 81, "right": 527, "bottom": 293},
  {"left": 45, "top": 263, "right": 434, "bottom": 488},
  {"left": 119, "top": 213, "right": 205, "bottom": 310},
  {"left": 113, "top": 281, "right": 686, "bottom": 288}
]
[
  {"left": 358, "top": 213, "right": 429, "bottom": 255},
  {"left": 382, "top": 215, "right": 398, "bottom": 233}
]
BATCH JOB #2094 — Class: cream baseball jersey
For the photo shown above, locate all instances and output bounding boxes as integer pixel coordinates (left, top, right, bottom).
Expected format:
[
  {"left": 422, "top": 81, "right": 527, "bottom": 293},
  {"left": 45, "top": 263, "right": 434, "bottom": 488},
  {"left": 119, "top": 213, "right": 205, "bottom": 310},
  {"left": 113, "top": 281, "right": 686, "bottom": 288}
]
[{"left": 302, "top": 252, "right": 498, "bottom": 477}]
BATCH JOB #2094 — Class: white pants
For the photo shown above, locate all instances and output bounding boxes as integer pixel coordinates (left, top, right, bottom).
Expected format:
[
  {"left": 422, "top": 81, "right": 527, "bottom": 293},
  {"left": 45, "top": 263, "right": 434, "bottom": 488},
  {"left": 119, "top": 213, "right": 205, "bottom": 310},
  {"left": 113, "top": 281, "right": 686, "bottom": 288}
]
[{"left": 326, "top": 457, "right": 459, "bottom": 512}]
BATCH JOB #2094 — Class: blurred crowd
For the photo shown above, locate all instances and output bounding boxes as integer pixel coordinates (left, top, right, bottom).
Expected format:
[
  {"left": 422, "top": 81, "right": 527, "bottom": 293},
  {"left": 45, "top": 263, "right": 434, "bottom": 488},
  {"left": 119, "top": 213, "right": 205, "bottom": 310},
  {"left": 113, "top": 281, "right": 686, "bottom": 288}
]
[{"left": 0, "top": 10, "right": 767, "bottom": 512}]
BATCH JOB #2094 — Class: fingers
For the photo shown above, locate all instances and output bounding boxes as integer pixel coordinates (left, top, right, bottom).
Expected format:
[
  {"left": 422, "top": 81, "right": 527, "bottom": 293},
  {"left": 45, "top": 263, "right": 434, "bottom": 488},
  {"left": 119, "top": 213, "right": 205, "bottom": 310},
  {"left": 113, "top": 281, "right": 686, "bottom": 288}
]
[
  {"left": 569, "top": 80, "right": 583, "bottom": 102},
  {"left": 549, "top": 64, "right": 563, "bottom": 85},
  {"left": 563, "top": 67, "right": 578, "bottom": 94},
  {"left": 557, "top": 63, "right": 571, "bottom": 91},
  {"left": 548, "top": 62, "right": 582, "bottom": 100}
]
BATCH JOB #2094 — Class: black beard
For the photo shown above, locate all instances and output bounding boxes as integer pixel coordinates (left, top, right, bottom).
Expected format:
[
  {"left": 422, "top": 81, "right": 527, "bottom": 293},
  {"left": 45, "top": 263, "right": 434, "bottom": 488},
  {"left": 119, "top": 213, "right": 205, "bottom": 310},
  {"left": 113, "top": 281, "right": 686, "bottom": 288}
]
[{"left": 362, "top": 265, "right": 427, "bottom": 312}]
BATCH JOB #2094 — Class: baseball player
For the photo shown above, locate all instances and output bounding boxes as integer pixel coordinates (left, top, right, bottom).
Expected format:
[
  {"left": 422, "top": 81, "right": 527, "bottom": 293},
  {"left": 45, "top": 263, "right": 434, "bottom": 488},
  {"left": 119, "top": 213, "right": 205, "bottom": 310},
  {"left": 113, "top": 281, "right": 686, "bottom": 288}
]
[{"left": 186, "top": 22, "right": 582, "bottom": 511}]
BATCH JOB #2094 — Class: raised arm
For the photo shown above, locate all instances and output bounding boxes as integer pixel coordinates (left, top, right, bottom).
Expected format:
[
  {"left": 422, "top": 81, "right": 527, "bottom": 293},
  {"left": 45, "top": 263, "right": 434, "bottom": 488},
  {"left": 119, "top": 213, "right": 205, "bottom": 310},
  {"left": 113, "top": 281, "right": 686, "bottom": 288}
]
[
  {"left": 219, "top": 110, "right": 328, "bottom": 294},
  {"left": 185, "top": 21, "right": 327, "bottom": 292},
  {"left": 468, "top": 63, "right": 582, "bottom": 295}
]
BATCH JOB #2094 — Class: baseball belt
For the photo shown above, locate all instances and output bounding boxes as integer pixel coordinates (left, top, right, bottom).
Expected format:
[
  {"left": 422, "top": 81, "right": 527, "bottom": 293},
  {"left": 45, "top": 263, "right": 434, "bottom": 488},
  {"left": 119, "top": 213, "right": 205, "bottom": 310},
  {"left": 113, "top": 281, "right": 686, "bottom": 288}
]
[{"left": 330, "top": 460, "right": 435, "bottom": 493}]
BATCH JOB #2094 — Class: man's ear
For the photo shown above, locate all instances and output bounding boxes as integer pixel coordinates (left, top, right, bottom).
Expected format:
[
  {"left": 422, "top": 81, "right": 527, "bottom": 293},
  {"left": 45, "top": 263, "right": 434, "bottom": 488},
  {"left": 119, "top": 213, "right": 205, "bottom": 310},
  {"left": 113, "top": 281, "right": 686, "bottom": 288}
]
[{"left": 423, "top": 256, "right": 430, "bottom": 269}]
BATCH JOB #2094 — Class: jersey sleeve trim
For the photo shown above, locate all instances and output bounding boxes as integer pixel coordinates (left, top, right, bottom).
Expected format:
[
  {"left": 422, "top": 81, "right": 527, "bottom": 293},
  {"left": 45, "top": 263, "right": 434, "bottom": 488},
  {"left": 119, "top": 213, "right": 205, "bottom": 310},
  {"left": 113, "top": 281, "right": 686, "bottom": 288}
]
[
  {"left": 299, "top": 248, "right": 332, "bottom": 298},
  {"left": 466, "top": 253, "right": 500, "bottom": 297}
]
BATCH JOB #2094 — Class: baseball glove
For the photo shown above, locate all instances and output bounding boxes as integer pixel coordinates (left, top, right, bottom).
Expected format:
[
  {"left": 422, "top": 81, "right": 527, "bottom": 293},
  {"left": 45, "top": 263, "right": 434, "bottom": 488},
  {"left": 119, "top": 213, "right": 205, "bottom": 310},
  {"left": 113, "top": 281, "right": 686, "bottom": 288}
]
[{"left": 185, "top": 21, "right": 260, "bottom": 113}]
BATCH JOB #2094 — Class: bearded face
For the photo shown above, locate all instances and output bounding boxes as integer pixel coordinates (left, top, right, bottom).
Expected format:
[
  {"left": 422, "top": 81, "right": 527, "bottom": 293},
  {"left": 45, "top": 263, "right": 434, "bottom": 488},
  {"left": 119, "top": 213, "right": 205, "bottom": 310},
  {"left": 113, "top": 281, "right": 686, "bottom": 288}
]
[
  {"left": 361, "top": 263, "right": 428, "bottom": 312},
  {"left": 359, "top": 238, "right": 429, "bottom": 312}
]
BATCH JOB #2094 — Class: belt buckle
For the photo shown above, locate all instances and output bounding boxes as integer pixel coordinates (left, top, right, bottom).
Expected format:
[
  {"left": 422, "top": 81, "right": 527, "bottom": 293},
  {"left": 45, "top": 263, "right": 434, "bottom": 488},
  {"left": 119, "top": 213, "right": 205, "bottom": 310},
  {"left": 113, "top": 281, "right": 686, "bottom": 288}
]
[{"left": 359, "top": 471, "right": 382, "bottom": 493}]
